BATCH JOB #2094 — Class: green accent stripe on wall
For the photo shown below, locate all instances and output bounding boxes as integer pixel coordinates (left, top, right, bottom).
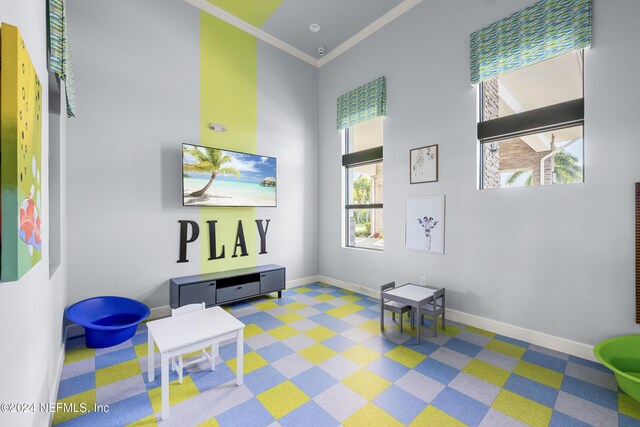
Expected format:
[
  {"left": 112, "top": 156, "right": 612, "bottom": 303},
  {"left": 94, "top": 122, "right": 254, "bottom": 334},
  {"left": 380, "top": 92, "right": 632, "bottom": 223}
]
[
  {"left": 199, "top": 11, "right": 257, "bottom": 273},
  {"left": 206, "top": 0, "right": 283, "bottom": 27}
]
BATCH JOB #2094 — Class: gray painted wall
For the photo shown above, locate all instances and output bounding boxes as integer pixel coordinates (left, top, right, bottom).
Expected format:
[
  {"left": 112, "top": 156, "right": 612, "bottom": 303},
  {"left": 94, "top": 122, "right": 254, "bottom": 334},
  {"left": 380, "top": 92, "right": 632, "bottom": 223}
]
[
  {"left": 0, "top": 1, "right": 68, "bottom": 425},
  {"left": 66, "top": 0, "right": 319, "bottom": 309},
  {"left": 318, "top": 0, "right": 640, "bottom": 345},
  {"left": 257, "top": 42, "right": 319, "bottom": 278},
  {"left": 66, "top": 0, "right": 201, "bottom": 308}
]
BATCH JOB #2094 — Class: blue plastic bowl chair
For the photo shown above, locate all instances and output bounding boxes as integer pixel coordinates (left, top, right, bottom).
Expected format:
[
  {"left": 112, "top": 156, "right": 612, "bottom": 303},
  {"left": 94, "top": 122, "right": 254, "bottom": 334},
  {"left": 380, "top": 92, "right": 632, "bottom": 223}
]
[{"left": 66, "top": 296, "right": 150, "bottom": 348}]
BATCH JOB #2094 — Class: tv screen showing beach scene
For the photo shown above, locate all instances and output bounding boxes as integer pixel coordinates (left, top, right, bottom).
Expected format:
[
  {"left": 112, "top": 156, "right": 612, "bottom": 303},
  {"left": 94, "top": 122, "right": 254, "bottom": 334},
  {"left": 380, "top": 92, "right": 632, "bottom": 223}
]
[{"left": 183, "top": 144, "right": 277, "bottom": 207}]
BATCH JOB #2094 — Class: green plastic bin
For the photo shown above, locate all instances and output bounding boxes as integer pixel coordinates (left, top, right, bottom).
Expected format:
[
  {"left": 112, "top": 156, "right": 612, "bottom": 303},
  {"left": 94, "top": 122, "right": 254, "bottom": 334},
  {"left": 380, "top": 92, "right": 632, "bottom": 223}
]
[{"left": 594, "top": 335, "right": 640, "bottom": 402}]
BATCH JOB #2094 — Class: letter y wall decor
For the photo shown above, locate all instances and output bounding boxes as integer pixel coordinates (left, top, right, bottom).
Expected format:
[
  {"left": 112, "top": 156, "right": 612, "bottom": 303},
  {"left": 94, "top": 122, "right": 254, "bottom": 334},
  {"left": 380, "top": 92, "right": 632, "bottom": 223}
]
[{"left": 0, "top": 23, "right": 43, "bottom": 281}]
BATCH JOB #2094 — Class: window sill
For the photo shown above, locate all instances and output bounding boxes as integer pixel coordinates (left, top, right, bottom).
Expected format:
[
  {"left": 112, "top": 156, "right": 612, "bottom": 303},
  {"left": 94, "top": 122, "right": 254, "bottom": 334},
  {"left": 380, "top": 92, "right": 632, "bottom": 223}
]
[
  {"left": 49, "top": 263, "right": 61, "bottom": 279},
  {"left": 343, "top": 245, "right": 383, "bottom": 253}
]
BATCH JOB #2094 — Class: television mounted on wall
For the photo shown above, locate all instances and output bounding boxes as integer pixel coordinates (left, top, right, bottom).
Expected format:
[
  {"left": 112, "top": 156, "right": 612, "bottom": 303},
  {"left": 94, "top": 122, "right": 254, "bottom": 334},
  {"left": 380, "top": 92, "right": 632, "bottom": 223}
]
[{"left": 182, "top": 143, "right": 277, "bottom": 207}]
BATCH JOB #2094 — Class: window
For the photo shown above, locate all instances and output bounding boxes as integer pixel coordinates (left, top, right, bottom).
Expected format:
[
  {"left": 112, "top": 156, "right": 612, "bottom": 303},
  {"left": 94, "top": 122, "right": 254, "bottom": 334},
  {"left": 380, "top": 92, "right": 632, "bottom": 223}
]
[
  {"left": 337, "top": 76, "right": 386, "bottom": 249},
  {"left": 478, "top": 51, "right": 585, "bottom": 189},
  {"left": 343, "top": 118, "right": 383, "bottom": 251},
  {"left": 471, "top": 0, "right": 591, "bottom": 189}
]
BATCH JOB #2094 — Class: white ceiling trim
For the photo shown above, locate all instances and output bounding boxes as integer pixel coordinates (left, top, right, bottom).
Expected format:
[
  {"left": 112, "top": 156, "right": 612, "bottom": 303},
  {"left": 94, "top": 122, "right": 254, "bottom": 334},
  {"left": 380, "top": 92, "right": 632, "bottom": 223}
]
[
  {"left": 183, "top": 0, "right": 423, "bottom": 69},
  {"left": 183, "top": 0, "right": 319, "bottom": 66},
  {"left": 318, "top": 0, "right": 423, "bottom": 67}
]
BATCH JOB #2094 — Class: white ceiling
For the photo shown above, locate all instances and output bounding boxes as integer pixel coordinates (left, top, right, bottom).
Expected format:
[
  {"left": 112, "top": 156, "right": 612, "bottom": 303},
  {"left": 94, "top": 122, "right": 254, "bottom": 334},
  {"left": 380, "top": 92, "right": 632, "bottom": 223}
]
[{"left": 184, "top": 0, "right": 422, "bottom": 67}]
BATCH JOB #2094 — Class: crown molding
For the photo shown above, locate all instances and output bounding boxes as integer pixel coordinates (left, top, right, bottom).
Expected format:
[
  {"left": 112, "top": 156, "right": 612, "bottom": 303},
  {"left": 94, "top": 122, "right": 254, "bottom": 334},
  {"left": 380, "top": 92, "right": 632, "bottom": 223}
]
[
  {"left": 184, "top": 0, "right": 423, "bottom": 69},
  {"left": 317, "top": 0, "right": 423, "bottom": 67},
  {"left": 183, "top": 0, "right": 320, "bottom": 67}
]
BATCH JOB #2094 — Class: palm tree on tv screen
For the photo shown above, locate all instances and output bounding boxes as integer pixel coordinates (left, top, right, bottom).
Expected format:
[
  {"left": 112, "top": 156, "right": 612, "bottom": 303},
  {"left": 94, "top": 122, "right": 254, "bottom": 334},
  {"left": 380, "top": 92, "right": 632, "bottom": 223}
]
[{"left": 183, "top": 146, "right": 240, "bottom": 197}]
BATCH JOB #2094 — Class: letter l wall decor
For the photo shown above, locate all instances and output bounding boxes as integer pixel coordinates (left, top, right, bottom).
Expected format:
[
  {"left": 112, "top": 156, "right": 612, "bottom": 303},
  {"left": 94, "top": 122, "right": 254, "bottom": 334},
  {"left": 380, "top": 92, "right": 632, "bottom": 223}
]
[{"left": 0, "top": 23, "right": 43, "bottom": 281}]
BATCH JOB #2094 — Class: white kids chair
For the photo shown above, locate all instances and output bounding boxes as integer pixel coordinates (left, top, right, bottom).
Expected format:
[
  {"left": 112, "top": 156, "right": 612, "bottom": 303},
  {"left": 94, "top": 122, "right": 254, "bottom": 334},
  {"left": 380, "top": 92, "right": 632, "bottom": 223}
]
[{"left": 170, "top": 303, "right": 216, "bottom": 383}]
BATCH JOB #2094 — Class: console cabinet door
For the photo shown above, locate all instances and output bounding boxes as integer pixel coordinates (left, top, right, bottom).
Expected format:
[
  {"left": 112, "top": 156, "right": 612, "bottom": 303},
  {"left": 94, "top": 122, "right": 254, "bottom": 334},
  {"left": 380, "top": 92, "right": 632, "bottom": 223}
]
[
  {"left": 180, "top": 281, "right": 216, "bottom": 307},
  {"left": 260, "top": 269, "right": 285, "bottom": 294}
]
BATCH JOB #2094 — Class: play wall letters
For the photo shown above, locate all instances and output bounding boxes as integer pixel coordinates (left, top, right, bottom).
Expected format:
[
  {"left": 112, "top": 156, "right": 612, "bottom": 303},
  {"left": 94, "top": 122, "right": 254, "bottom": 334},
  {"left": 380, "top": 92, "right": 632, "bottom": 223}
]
[{"left": 177, "top": 219, "right": 271, "bottom": 263}]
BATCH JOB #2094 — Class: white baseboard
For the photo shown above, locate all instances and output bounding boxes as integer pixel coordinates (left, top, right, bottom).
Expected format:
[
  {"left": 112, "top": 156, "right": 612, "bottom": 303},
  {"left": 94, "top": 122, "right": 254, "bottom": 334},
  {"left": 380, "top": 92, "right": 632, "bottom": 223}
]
[
  {"left": 445, "top": 308, "right": 596, "bottom": 362},
  {"left": 66, "top": 323, "right": 83, "bottom": 339},
  {"left": 317, "top": 275, "right": 379, "bottom": 299},
  {"left": 48, "top": 325, "right": 68, "bottom": 426},
  {"left": 64, "top": 275, "right": 595, "bottom": 362},
  {"left": 287, "top": 275, "right": 321, "bottom": 289},
  {"left": 317, "top": 275, "right": 596, "bottom": 362},
  {"left": 149, "top": 304, "right": 171, "bottom": 320}
]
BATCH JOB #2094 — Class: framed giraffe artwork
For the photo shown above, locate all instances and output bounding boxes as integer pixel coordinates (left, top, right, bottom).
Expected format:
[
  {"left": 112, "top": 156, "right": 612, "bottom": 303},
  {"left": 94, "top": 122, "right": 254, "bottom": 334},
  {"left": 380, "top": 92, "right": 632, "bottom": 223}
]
[
  {"left": 0, "top": 23, "right": 43, "bottom": 282},
  {"left": 405, "top": 195, "right": 445, "bottom": 254},
  {"left": 410, "top": 144, "right": 438, "bottom": 184}
]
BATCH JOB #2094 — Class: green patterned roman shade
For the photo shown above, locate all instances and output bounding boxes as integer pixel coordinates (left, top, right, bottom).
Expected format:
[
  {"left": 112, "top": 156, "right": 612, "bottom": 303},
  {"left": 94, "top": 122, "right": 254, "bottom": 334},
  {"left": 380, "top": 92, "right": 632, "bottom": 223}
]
[
  {"left": 337, "top": 77, "right": 386, "bottom": 131},
  {"left": 470, "top": 0, "right": 592, "bottom": 84},
  {"left": 48, "top": 0, "right": 76, "bottom": 117}
]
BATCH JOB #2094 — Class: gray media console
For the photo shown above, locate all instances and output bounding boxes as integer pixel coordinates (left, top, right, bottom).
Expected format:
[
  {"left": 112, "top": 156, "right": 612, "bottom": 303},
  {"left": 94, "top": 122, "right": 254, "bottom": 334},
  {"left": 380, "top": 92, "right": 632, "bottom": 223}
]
[{"left": 170, "top": 264, "right": 286, "bottom": 308}]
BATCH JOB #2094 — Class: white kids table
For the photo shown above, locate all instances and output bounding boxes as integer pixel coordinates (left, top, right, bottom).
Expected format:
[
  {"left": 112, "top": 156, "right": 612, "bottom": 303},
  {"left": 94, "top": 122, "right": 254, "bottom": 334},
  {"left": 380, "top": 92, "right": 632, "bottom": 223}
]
[{"left": 147, "top": 306, "right": 245, "bottom": 420}]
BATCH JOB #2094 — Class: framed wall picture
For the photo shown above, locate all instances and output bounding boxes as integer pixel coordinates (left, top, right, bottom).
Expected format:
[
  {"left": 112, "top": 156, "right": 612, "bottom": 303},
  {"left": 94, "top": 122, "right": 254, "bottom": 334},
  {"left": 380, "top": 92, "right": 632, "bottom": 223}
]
[
  {"left": 405, "top": 195, "right": 445, "bottom": 254},
  {"left": 410, "top": 144, "right": 438, "bottom": 184},
  {"left": 0, "top": 24, "right": 43, "bottom": 282}
]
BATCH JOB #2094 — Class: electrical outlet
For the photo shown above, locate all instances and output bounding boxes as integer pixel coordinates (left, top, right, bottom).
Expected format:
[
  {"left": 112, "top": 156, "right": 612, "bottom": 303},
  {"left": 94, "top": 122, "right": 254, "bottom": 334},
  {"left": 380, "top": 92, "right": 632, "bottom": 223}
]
[{"left": 420, "top": 276, "right": 427, "bottom": 286}]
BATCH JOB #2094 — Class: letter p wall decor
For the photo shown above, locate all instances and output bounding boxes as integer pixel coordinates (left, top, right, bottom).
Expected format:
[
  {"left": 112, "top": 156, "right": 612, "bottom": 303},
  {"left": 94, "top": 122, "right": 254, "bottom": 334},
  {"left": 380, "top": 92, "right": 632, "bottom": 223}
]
[{"left": 0, "top": 23, "right": 43, "bottom": 281}]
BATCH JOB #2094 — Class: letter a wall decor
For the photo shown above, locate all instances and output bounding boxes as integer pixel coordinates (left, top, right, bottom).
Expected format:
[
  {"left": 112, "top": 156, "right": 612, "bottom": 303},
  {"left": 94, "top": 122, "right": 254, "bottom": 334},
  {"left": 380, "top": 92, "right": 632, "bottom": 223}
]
[{"left": 0, "top": 23, "right": 43, "bottom": 281}]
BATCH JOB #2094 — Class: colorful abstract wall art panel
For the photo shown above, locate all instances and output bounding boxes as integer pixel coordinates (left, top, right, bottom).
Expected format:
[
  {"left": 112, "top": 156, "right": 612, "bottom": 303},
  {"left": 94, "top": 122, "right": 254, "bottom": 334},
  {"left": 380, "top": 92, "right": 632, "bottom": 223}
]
[{"left": 1, "top": 23, "right": 43, "bottom": 281}]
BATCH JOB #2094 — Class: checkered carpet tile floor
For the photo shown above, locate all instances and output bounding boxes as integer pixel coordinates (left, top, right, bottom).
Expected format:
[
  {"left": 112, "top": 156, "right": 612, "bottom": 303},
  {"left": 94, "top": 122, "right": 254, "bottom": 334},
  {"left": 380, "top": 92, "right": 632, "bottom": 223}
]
[{"left": 55, "top": 283, "right": 640, "bottom": 426}]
